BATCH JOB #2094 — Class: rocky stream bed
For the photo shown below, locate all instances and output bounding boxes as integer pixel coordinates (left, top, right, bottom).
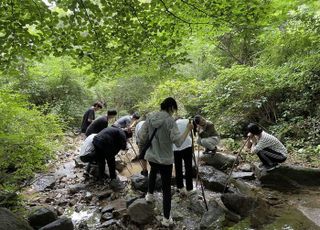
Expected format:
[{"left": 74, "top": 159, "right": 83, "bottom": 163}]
[{"left": 1, "top": 134, "right": 320, "bottom": 230}]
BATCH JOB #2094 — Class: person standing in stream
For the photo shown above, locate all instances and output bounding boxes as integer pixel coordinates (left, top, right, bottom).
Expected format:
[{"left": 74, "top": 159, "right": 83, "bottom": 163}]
[{"left": 138, "top": 97, "right": 193, "bottom": 227}]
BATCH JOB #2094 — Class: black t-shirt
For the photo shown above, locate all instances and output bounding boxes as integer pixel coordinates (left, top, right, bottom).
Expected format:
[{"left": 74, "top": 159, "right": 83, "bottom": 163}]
[
  {"left": 81, "top": 108, "right": 95, "bottom": 133},
  {"left": 93, "top": 127, "right": 127, "bottom": 157},
  {"left": 85, "top": 116, "right": 109, "bottom": 136}
]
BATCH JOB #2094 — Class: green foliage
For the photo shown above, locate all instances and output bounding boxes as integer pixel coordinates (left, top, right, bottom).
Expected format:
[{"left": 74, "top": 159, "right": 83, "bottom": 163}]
[
  {"left": 0, "top": 56, "right": 94, "bottom": 127},
  {"left": 138, "top": 78, "right": 207, "bottom": 116},
  {"left": 0, "top": 90, "right": 63, "bottom": 191}
]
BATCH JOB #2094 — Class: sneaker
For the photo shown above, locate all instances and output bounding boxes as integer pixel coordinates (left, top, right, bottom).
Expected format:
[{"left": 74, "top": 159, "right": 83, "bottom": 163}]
[
  {"left": 161, "top": 216, "right": 174, "bottom": 227},
  {"left": 178, "top": 187, "right": 187, "bottom": 196},
  {"left": 145, "top": 193, "right": 154, "bottom": 203},
  {"left": 203, "top": 148, "right": 211, "bottom": 154},
  {"left": 141, "top": 170, "right": 148, "bottom": 177},
  {"left": 265, "top": 163, "right": 279, "bottom": 172},
  {"left": 203, "top": 147, "right": 217, "bottom": 155}
]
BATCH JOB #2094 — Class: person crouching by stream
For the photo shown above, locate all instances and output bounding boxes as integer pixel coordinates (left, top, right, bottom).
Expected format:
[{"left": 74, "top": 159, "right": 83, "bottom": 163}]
[
  {"left": 194, "top": 115, "right": 220, "bottom": 154},
  {"left": 92, "top": 126, "right": 132, "bottom": 183},
  {"left": 138, "top": 97, "right": 193, "bottom": 227},
  {"left": 246, "top": 123, "right": 287, "bottom": 171}
]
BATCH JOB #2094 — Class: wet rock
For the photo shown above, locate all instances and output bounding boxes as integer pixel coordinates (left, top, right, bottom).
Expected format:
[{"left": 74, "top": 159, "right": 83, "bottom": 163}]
[
  {"left": 68, "top": 184, "right": 86, "bottom": 195},
  {"left": 254, "top": 164, "right": 320, "bottom": 188},
  {"left": 112, "top": 208, "right": 127, "bottom": 219},
  {"left": 221, "top": 193, "right": 269, "bottom": 218},
  {"left": 28, "top": 207, "right": 57, "bottom": 229},
  {"left": 96, "top": 190, "right": 113, "bottom": 199},
  {"left": 77, "top": 221, "right": 89, "bottom": 230},
  {"left": 110, "top": 179, "right": 126, "bottom": 191},
  {"left": 231, "top": 171, "right": 255, "bottom": 180},
  {"left": 38, "top": 217, "right": 73, "bottom": 230},
  {"left": 126, "top": 195, "right": 140, "bottom": 207},
  {"left": 101, "top": 205, "right": 114, "bottom": 214},
  {"left": 84, "top": 192, "right": 93, "bottom": 202},
  {"left": 238, "top": 163, "right": 252, "bottom": 172},
  {"left": 198, "top": 166, "right": 228, "bottom": 192},
  {"left": 98, "top": 219, "right": 117, "bottom": 228},
  {"left": 0, "top": 208, "right": 33, "bottom": 230},
  {"left": 200, "top": 152, "right": 237, "bottom": 171},
  {"left": 130, "top": 173, "right": 162, "bottom": 193},
  {"left": 115, "top": 160, "right": 126, "bottom": 172},
  {"left": 101, "top": 212, "right": 113, "bottom": 221},
  {"left": 200, "top": 199, "right": 225, "bottom": 229},
  {"left": 128, "top": 199, "right": 154, "bottom": 224},
  {"left": 230, "top": 179, "right": 260, "bottom": 197},
  {"left": 33, "top": 174, "right": 56, "bottom": 192},
  {"left": 110, "top": 199, "right": 127, "bottom": 219},
  {"left": 187, "top": 196, "right": 206, "bottom": 215}
]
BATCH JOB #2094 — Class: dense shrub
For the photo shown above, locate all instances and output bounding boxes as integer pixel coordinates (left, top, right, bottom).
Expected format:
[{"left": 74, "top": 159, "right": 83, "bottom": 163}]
[{"left": 0, "top": 90, "right": 63, "bottom": 191}]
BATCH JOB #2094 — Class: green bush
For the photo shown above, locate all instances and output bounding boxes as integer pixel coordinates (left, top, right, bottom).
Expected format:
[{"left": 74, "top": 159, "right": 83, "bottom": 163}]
[{"left": 0, "top": 90, "right": 63, "bottom": 191}]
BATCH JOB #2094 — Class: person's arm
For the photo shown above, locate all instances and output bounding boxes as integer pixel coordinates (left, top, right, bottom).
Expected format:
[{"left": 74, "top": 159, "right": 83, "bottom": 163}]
[
  {"left": 88, "top": 110, "right": 95, "bottom": 122},
  {"left": 171, "top": 121, "right": 193, "bottom": 147},
  {"left": 246, "top": 132, "right": 254, "bottom": 150}
]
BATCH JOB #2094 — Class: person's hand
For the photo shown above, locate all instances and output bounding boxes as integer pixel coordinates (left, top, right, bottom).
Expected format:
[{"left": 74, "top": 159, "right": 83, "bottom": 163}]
[
  {"left": 247, "top": 132, "right": 253, "bottom": 138},
  {"left": 187, "top": 122, "right": 194, "bottom": 131}
]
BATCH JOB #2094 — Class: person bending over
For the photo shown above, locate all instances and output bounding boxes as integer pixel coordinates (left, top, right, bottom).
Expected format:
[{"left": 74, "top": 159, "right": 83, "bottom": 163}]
[
  {"left": 92, "top": 127, "right": 132, "bottom": 181},
  {"left": 194, "top": 115, "right": 220, "bottom": 154},
  {"left": 86, "top": 109, "right": 117, "bottom": 137},
  {"left": 246, "top": 123, "right": 287, "bottom": 171},
  {"left": 114, "top": 112, "right": 140, "bottom": 129}
]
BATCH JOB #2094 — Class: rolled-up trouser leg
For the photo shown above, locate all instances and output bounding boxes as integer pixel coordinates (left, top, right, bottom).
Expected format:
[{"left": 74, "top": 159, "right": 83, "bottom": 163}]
[{"left": 257, "top": 148, "right": 287, "bottom": 166}]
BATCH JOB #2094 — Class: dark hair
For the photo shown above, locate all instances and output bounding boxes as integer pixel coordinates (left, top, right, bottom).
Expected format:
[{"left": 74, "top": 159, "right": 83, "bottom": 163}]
[
  {"left": 93, "top": 101, "right": 103, "bottom": 109},
  {"left": 132, "top": 112, "right": 140, "bottom": 119},
  {"left": 107, "top": 109, "right": 117, "bottom": 116},
  {"left": 247, "top": 123, "right": 263, "bottom": 135},
  {"left": 160, "top": 97, "right": 178, "bottom": 112},
  {"left": 194, "top": 115, "right": 202, "bottom": 125}
]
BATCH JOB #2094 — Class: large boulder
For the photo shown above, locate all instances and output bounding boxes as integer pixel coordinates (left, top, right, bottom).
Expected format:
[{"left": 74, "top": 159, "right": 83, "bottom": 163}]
[
  {"left": 130, "top": 173, "right": 162, "bottom": 192},
  {"left": 254, "top": 165, "right": 320, "bottom": 188},
  {"left": 221, "top": 193, "right": 269, "bottom": 218},
  {"left": 198, "top": 166, "right": 229, "bottom": 192},
  {"left": 0, "top": 208, "right": 33, "bottom": 230},
  {"left": 200, "top": 199, "right": 225, "bottom": 229},
  {"left": 32, "top": 174, "right": 56, "bottom": 192},
  {"left": 127, "top": 199, "right": 154, "bottom": 224},
  {"left": 28, "top": 207, "right": 58, "bottom": 229},
  {"left": 38, "top": 217, "right": 73, "bottom": 230},
  {"left": 200, "top": 152, "right": 238, "bottom": 171}
]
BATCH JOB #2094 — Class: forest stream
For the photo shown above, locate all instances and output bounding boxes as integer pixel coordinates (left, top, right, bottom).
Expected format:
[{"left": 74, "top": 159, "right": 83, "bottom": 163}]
[{"left": 21, "top": 134, "right": 320, "bottom": 230}]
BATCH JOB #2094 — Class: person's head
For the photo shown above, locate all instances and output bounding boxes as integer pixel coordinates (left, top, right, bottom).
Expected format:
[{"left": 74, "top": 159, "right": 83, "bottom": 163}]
[
  {"left": 107, "top": 109, "right": 117, "bottom": 119},
  {"left": 132, "top": 112, "right": 140, "bottom": 120},
  {"left": 247, "top": 123, "right": 263, "bottom": 135},
  {"left": 123, "top": 127, "right": 133, "bottom": 139},
  {"left": 160, "top": 97, "right": 178, "bottom": 115},
  {"left": 93, "top": 102, "right": 103, "bottom": 111},
  {"left": 194, "top": 115, "right": 206, "bottom": 126}
]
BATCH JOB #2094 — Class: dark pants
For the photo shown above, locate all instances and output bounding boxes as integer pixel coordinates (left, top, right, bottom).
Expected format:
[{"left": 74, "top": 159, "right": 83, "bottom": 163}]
[
  {"left": 148, "top": 162, "right": 172, "bottom": 219},
  {"left": 174, "top": 147, "right": 193, "bottom": 191},
  {"left": 257, "top": 147, "right": 287, "bottom": 166},
  {"left": 94, "top": 145, "right": 116, "bottom": 179}
]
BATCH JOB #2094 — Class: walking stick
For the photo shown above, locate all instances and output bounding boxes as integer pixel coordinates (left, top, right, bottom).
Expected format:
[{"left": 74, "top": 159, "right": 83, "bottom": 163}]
[
  {"left": 196, "top": 143, "right": 200, "bottom": 187},
  {"left": 191, "top": 128, "right": 208, "bottom": 211},
  {"left": 223, "top": 137, "right": 249, "bottom": 193},
  {"left": 127, "top": 139, "right": 144, "bottom": 169}
]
